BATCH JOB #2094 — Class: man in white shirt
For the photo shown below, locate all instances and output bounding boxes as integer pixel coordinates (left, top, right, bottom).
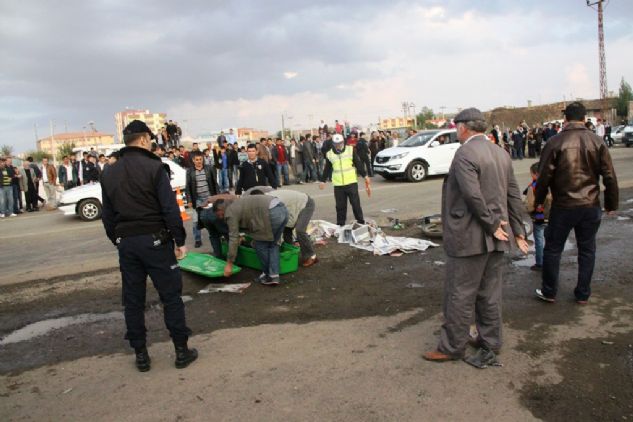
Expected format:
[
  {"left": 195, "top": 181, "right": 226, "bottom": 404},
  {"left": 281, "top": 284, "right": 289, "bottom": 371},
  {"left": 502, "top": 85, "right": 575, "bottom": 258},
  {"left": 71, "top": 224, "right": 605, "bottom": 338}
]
[
  {"left": 226, "top": 128, "right": 237, "bottom": 146},
  {"left": 595, "top": 119, "right": 605, "bottom": 139}
]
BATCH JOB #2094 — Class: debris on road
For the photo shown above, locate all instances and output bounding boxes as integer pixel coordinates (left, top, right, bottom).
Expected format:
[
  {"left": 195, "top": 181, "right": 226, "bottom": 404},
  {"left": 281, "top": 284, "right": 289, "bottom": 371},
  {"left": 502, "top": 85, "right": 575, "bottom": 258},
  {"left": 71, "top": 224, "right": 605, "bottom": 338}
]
[
  {"left": 434, "top": 261, "right": 445, "bottom": 266},
  {"left": 308, "top": 220, "right": 438, "bottom": 256},
  {"left": 198, "top": 283, "right": 251, "bottom": 294},
  {"left": 380, "top": 208, "right": 398, "bottom": 213}
]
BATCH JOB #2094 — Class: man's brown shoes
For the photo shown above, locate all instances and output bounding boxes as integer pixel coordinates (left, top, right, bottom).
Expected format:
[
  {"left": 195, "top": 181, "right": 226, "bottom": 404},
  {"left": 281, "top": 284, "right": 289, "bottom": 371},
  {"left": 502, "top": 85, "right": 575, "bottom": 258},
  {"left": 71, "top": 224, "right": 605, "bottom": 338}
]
[{"left": 422, "top": 350, "right": 459, "bottom": 362}]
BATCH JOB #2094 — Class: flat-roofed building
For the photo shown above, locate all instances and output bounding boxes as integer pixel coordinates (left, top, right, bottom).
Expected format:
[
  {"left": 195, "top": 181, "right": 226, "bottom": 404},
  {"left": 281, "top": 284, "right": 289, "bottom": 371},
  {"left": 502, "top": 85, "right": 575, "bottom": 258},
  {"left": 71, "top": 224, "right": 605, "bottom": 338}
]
[{"left": 115, "top": 109, "right": 167, "bottom": 142}]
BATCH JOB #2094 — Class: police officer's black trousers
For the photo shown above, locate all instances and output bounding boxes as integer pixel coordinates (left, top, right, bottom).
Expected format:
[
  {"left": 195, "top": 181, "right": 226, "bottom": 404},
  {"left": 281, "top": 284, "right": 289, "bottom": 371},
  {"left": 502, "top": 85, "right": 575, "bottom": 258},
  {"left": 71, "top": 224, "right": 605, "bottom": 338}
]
[
  {"left": 118, "top": 234, "right": 192, "bottom": 349},
  {"left": 334, "top": 183, "right": 364, "bottom": 226}
]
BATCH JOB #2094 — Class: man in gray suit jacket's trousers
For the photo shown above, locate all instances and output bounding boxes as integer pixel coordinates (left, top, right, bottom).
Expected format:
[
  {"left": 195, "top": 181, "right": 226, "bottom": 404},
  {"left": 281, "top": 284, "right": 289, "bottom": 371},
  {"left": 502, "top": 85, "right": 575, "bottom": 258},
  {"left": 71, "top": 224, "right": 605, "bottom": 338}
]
[{"left": 424, "top": 108, "right": 528, "bottom": 366}]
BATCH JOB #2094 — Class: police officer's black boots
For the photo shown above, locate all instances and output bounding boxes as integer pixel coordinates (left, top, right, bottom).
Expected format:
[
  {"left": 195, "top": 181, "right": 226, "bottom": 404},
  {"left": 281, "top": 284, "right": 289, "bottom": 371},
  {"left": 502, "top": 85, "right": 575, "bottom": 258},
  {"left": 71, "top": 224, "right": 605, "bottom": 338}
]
[
  {"left": 174, "top": 343, "right": 198, "bottom": 369},
  {"left": 135, "top": 347, "right": 151, "bottom": 372}
]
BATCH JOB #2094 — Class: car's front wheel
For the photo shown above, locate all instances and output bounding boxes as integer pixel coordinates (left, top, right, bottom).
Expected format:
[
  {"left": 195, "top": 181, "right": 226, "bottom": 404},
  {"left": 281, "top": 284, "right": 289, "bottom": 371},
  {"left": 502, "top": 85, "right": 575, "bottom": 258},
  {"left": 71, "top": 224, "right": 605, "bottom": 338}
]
[
  {"left": 78, "top": 199, "right": 102, "bottom": 221},
  {"left": 406, "top": 161, "right": 427, "bottom": 182}
]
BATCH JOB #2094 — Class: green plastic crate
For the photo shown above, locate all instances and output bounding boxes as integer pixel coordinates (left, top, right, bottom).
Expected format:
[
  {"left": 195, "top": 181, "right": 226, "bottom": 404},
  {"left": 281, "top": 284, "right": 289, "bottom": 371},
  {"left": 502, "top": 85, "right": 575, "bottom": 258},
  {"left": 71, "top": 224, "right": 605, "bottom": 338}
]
[
  {"left": 221, "top": 237, "right": 300, "bottom": 274},
  {"left": 178, "top": 253, "right": 241, "bottom": 278}
]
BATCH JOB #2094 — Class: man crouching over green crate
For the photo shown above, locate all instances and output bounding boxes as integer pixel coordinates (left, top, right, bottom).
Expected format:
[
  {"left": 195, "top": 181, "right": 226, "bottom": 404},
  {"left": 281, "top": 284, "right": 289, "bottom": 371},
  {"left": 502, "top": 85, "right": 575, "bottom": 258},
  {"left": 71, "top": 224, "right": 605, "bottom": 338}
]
[
  {"left": 244, "top": 186, "right": 318, "bottom": 268},
  {"left": 213, "top": 195, "right": 288, "bottom": 286}
]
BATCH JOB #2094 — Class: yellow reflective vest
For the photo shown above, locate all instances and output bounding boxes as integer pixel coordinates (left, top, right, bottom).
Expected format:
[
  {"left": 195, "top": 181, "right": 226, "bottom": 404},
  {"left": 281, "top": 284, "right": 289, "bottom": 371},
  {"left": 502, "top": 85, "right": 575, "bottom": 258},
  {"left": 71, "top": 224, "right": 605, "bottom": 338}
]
[{"left": 326, "top": 146, "right": 357, "bottom": 186}]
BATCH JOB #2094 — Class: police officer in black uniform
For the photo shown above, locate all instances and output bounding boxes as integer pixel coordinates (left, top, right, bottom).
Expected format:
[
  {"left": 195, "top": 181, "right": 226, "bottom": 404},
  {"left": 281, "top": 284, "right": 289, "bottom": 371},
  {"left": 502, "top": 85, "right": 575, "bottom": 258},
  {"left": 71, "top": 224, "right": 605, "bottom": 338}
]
[{"left": 101, "top": 120, "right": 198, "bottom": 372}]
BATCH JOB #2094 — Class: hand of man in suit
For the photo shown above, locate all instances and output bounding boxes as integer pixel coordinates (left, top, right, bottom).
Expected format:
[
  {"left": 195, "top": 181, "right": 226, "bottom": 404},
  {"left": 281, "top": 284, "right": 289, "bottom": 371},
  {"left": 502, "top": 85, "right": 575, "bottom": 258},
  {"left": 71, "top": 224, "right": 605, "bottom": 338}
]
[
  {"left": 515, "top": 235, "right": 529, "bottom": 254},
  {"left": 493, "top": 221, "right": 509, "bottom": 241}
]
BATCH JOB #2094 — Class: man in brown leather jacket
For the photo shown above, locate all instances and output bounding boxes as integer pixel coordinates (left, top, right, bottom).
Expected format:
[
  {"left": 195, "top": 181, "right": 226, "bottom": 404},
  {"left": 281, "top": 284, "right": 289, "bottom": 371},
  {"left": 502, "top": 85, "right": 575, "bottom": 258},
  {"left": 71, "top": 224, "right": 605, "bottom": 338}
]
[{"left": 534, "top": 101, "right": 618, "bottom": 304}]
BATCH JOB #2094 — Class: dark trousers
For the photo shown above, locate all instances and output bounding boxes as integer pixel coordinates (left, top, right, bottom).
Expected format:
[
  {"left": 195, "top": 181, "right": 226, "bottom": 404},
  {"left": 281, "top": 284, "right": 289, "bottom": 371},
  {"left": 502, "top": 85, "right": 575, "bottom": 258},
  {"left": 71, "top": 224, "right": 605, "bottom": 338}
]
[
  {"left": 118, "top": 234, "right": 191, "bottom": 349},
  {"left": 439, "top": 252, "right": 504, "bottom": 356},
  {"left": 542, "top": 207, "right": 601, "bottom": 301},
  {"left": 26, "top": 184, "right": 38, "bottom": 210},
  {"left": 12, "top": 184, "right": 21, "bottom": 212},
  {"left": 334, "top": 183, "right": 364, "bottom": 226}
]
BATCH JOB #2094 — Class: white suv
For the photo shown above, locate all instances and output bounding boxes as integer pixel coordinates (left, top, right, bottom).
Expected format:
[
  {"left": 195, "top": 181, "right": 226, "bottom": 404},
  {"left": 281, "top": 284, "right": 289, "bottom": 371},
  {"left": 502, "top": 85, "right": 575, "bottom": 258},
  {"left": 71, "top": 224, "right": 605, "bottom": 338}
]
[{"left": 373, "top": 129, "right": 459, "bottom": 182}]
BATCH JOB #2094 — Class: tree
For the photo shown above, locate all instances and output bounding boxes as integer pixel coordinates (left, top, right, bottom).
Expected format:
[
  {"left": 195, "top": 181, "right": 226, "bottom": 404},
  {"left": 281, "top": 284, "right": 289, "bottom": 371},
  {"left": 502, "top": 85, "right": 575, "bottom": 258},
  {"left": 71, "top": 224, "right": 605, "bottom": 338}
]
[
  {"left": 23, "top": 150, "right": 51, "bottom": 162},
  {"left": 616, "top": 77, "right": 632, "bottom": 118},
  {"left": 415, "top": 107, "right": 436, "bottom": 129},
  {"left": 1, "top": 144, "right": 13, "bottom": 157},
  {"left": 57, "top": 142, "right": 76, "bottom": 161}
]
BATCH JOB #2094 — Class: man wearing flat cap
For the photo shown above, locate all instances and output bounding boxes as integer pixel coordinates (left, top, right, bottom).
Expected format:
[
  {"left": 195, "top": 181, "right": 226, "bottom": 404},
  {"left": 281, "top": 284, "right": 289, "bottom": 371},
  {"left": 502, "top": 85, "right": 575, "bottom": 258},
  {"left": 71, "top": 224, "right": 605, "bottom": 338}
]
[
  {"left": 424, "top": 108, "right": 528, "bottom": 368},
  {"left": 101, "top": 120, "right": 198, "bottom": 372}
]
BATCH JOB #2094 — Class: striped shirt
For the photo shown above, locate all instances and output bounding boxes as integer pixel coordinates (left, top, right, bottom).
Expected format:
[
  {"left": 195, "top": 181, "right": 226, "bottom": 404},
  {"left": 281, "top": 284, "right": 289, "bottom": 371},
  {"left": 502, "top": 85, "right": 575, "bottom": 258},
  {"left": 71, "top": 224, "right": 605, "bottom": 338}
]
[{"left": 195, "top": 169, "right": 210, "bottom": 201}]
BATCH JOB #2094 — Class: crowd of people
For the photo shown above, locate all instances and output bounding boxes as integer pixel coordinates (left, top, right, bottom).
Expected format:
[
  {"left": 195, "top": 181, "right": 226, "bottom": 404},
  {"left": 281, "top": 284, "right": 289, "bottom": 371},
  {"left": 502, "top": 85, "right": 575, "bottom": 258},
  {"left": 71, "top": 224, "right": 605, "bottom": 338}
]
[
  {"left": 489, "top": 117, "right": 617, "bottom": 160},
  {"left": 0, "top": 150, "right": 116, "bottom": 217}
]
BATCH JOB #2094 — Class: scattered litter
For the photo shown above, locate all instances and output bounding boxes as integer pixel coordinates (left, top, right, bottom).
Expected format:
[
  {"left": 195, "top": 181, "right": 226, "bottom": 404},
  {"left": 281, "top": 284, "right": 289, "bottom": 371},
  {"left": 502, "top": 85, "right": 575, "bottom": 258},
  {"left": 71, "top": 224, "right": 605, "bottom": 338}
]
[
  {"left": 601, "top": 340, "right": 615, "bottom": 345},
  {"left": 181, "top": 295, "right": 193, "bottom": 303},
  {"left": 406, "top": 282, "right": 424, "bottom": 288},
  {"left": 434, "top": 261, "right": 445, "bottom": 266},
  {"left": 625, "top": 199, "right": 633, "bottom": 204},
  {"left": 617, "top": 216, "right": 630, "bottom": 221},
  {"left": 390, "top": 251, "right": 403, "bottom": 257},
  {"left": 512, "top": 256, "right": 535, "bottom": 267},
  {"left": 403, "top": 272, "right": 408, "bottom": 276},
  {"left": 380, "top": 208, "right": 399, "bottom": 213},
  {"left": 309, "top": 219, "right": 438, "bottom": 256},
  {"left": 62, "top": 388, "right": 73, "bottom": 394},
  {"left": 198, "top": 283, "right": 251, "bottom": 294}
]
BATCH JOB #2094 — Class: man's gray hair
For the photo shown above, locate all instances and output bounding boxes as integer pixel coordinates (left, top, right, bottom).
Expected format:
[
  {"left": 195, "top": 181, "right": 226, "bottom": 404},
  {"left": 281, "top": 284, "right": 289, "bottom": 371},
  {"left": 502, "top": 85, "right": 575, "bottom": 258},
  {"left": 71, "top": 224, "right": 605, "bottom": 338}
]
[{"left": 462, "top": 120, "right": 488, "bottom": 133}]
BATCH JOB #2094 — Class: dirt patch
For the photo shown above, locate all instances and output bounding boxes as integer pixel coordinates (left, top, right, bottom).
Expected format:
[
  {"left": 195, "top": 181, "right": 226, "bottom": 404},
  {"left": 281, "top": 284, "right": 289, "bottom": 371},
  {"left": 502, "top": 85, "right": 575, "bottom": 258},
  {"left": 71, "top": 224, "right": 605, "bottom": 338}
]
[{"left": 520, "top": 333, "right": 633, "bottom": 421}]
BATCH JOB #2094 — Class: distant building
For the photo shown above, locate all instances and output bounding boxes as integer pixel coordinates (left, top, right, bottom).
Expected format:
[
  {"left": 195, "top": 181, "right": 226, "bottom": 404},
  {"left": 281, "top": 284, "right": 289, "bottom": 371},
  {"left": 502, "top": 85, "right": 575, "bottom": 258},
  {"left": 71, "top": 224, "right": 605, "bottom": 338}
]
[
  {"left": 114, "top": 109, "right": 167, "bottom": 142},
  {"left": 379, "top": 116, "right": 415, "bottom": 130},
  {"left": 37, "top": 132, "right": 115, "bottom": 158},
  {"left": 237, "top": 128, "right": 269, "bottom": 142}
]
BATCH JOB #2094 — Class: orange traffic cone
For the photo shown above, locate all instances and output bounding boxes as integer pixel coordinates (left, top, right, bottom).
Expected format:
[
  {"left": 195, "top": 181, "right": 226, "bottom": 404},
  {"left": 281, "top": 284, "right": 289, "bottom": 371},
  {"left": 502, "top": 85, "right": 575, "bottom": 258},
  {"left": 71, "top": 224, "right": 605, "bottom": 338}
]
[{"left": 175, "top": 188, "right": 191, "bottom": 222}]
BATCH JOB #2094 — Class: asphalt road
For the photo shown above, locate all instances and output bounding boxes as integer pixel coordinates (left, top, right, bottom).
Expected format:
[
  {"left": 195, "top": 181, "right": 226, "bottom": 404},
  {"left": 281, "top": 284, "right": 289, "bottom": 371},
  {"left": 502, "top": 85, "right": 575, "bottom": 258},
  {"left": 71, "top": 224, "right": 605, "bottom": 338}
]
[{"left": 2, "top": 147, "right": 633, "bottom": 285}]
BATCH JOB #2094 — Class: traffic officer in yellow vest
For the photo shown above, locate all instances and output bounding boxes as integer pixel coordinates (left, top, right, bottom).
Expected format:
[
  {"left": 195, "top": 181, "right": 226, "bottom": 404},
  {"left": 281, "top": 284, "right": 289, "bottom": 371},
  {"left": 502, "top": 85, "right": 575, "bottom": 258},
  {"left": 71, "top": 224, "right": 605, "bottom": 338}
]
[{"left": 319, "top": 133, "right": 371, "bottom": 226}]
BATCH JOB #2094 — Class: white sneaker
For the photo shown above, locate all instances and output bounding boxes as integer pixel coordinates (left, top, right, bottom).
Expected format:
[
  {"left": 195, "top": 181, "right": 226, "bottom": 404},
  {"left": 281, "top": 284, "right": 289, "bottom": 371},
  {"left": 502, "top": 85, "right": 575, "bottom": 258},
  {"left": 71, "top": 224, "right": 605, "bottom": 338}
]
[
  {"left": 0, "top": 214, "right": 5, "bottom": 218},
  {"left": 9, "top": 213, "right": 17, "bottom": 217}
]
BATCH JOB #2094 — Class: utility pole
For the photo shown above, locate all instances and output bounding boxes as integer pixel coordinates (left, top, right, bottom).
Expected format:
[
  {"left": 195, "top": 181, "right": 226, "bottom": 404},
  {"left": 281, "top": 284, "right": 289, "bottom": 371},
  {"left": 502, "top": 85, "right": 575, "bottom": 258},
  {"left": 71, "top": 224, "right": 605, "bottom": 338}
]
[
  {"left": 281, "top": 114, "right": 285, "bottom": 140},
  {"left": 587, "top": 0, "right": 608, "bottom": 100}
]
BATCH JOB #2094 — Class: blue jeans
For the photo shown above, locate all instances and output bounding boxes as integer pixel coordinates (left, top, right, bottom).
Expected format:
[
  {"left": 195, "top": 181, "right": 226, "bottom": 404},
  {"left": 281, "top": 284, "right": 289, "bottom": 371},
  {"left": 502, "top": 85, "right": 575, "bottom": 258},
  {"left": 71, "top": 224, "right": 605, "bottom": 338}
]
[
  {"left": 542, "top": 207, "right": 601, "bottom": 301},
  {"left": 276, "top": 162, "right": 290, "bottom": 186},
  {"left": 219, "top": 168, "right": 229, "bottom": 192},
  {"left": 303, "top": 160, "right": 317, "bottom": 182},
  {"left": 533, "top": 222, "right": 545, "bottom": 266},
  {"left": 192, "top": 198, "right": 210, "bottom": 244},
  {"left": 253, "top": 204, "right": 288, "bottom": 277},
  {"left": 0, "top": 186, "right": 14, "bottom": 215}
]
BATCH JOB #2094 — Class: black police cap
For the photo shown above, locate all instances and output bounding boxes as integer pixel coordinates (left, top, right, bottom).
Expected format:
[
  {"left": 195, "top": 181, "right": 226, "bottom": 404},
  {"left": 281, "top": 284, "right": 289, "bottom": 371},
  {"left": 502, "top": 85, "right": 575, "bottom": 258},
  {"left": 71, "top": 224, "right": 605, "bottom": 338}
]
[{"left": 123, "top": 120, "right": 157, "bottom": 140}]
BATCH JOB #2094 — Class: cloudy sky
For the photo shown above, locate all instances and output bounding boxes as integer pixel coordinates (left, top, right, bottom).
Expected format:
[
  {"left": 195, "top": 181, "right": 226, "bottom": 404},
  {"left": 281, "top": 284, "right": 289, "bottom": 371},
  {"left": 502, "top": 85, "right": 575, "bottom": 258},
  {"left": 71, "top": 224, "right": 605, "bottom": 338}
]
[{"left": 2, "top": 0, "right": 632, "bottom": 152}]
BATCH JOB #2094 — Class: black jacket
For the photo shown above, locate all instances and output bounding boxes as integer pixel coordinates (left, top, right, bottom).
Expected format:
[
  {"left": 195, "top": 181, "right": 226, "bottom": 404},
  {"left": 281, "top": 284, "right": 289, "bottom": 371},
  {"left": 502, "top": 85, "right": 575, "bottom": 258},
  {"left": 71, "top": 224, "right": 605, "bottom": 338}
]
[
  {"left": 235, "top": 159, "right": 277, "bottom": 195},
  {"left": 101, "top": 146, "right": 186, "bottom": 246},
  {"left": 185, "top": 165, "right": 219, "bottom": 206}
]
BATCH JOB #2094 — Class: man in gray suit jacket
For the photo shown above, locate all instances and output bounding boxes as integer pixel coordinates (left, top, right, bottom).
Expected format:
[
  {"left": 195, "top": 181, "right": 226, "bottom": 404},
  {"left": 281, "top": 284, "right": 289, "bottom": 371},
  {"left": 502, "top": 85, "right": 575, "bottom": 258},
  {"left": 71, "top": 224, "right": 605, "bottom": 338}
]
[{"left": 424, "top": 108, "right": 528, "bottom": 368}]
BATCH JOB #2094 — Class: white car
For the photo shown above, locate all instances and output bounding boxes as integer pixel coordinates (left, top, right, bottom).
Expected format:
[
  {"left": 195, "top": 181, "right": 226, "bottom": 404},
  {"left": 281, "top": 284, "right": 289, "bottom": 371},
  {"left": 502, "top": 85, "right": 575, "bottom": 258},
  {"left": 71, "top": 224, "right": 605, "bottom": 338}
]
[
  {"left": 58, "top": 158, "right": 187, "bottom": 221},
  {"left": 373, "top": 129, "right": 459, "bottom": 182}
]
